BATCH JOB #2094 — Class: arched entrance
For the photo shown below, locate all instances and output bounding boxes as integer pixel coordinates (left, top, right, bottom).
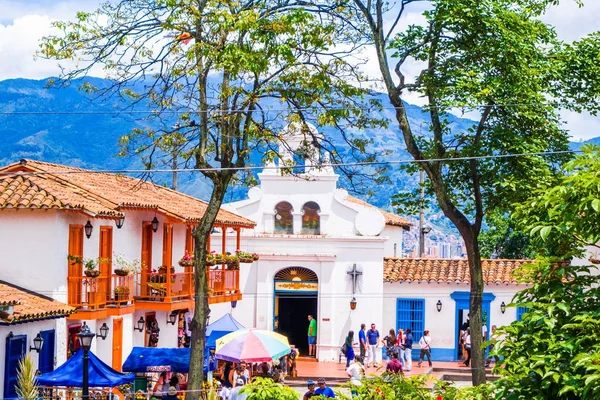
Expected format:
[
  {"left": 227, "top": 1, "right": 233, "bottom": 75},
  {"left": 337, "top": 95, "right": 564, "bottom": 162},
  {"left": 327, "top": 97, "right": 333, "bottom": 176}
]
[{"left": 273, "top": 267, "right": 318, "bottom": 356}]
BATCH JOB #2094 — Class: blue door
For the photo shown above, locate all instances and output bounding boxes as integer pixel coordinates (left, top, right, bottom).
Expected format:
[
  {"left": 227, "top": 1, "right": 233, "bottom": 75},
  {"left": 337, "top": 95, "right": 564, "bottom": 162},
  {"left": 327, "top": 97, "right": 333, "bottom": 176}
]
[
  {"left": 39, "top": 330, "right": 55, "bottom": 373},
  {"left": 4, "top": 334, "right": 26, "bottom": 399}
]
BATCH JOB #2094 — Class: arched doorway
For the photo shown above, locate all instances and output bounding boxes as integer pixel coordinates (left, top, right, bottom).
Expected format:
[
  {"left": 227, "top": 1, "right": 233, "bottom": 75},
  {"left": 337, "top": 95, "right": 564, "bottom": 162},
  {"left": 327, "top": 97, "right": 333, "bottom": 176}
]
[{"left": 273, "top": 267, "right": 318, "bottom": 356}]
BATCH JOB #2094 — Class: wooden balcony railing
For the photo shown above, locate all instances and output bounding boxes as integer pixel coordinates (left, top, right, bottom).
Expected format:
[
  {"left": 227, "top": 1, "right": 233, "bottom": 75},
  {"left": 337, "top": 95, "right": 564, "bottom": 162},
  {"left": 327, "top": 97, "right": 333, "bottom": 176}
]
[
  {"left": 67, "top": 275, "right": 109, "bottom": 310},
  {"left": 107, "top": 274, "right": 135, "bottom": 306},
  {"left": 207, "top": 268, "right": 240, "bottom": 297},
  {"left": 135, "top": 271, "right": 194, "bottom": 302}
]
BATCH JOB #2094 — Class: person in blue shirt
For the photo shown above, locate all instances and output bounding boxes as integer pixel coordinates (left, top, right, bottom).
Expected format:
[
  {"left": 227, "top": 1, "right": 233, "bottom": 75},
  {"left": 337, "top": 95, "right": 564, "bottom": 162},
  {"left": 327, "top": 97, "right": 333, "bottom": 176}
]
[
  {"left": 404, "top": 328, "right": 414, "bottom": 371},
  {"left": 314, "top": 377, "right": 336, "bottom": 398},
  {"left": 358, "top": 324, "right": 367, "bottom": 364},
  {"left": 366, "top": 323, "right": 380, "bottom": 367}
]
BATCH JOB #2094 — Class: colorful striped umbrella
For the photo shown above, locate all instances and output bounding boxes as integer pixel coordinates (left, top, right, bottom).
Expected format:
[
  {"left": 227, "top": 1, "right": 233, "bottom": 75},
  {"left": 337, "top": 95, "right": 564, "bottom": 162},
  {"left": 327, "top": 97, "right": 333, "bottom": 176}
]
[{"left": 214, "top": 329, "right": 291, "bottom": 363}]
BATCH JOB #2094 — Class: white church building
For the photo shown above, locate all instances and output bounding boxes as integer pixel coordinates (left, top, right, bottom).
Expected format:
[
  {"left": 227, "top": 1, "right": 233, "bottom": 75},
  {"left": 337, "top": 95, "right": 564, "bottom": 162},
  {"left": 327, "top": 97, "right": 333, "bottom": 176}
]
[{"left": 210, "top": 123, "right": 533, "bottom": 362}]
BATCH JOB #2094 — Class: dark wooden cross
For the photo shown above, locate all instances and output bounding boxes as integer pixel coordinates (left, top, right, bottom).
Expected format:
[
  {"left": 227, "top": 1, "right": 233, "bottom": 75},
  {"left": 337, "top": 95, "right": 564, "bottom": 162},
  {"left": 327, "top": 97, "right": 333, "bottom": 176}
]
[{"left": 347, "top": 263, "right": 363, "bottom": 295}]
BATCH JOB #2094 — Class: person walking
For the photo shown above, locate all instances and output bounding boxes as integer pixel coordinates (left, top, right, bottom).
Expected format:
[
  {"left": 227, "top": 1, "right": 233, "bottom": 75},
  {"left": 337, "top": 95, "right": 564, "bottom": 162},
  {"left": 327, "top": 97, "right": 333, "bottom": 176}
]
[
  {"left": 463, "top": 328, "right": 472, "bottom": 367},
  {"left": 404, "top": 328, "right": 414, "bottom": 371},
  {"left": 417, "top": 329, "right": 432, "bottom": 368},
  {"left": 346, "top": 358, "right": 364, "bottom": 398},
  {"left": 366, "top": 323, "right": 380, "bottom": 368},
  {"left": 344, "top": 330, "right": 356, "bottom": 368},
  {"left": 358, "top": 323, "right": 367, "bottom": 364},
  {"left": 485, "top": 325, "right": 499, "bottom": 367},
  {"left": 308, "top": 315, "right": 317, "bottom": 357},
  {"left": 396, "top": 328, "right": 406, "bottom": 369}
]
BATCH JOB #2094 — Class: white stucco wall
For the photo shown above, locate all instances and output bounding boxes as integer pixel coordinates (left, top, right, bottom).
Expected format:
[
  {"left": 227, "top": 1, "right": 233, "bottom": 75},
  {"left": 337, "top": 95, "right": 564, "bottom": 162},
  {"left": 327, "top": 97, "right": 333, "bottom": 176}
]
[{"left": 383, "top": 282, "right": 531, "bottom": 360}]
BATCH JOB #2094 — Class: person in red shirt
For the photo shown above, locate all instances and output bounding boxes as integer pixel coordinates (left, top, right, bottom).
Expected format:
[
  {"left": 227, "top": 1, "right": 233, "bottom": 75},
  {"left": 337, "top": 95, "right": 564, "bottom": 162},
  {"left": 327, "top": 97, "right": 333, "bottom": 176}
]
[{"left": 386, "top": 351, "right": 403, "bottom": 374}]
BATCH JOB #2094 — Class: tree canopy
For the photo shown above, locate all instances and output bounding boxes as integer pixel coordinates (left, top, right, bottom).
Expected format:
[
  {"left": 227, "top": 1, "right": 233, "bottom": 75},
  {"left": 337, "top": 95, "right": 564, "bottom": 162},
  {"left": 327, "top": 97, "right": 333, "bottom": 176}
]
[
  {"left": 39, "top": 0, "right": 386, "bottom": 394},
  {"left": 349, "top": 0, "right": 600, "bottom": 384}
]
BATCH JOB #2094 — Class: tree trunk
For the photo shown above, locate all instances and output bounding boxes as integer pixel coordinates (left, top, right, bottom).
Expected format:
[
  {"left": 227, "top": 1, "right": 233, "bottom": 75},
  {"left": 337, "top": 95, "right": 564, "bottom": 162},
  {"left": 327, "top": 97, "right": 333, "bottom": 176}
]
[
  {"left": 464, "top": 233, "right": 486, "bottom": 386},
  {"left": 186, "top": 179, "right": 230, "bottom": 400}
]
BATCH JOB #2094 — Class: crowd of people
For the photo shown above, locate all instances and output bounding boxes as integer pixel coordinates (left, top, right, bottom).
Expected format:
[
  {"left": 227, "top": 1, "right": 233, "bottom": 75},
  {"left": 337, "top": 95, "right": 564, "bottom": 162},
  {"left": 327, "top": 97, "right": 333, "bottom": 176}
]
[{"left": 341, "top": 323, "right": 434, "bottom": 373}]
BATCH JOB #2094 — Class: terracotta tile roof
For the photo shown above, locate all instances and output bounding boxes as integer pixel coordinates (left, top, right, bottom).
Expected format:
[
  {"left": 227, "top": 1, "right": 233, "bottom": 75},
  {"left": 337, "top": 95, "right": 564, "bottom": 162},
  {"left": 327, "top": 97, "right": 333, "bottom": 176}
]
[
  {"left": 346, "top": 196, "right": 412, "bottom": 228},
  {"left": 383, "top": 258, "right": 534, "bottom": 285},
  {"left": 0, "top": 281, "right": 75, "bottom": 324},
  {"left": 0, "top": 159, "right": 255, "bottom": 227}
]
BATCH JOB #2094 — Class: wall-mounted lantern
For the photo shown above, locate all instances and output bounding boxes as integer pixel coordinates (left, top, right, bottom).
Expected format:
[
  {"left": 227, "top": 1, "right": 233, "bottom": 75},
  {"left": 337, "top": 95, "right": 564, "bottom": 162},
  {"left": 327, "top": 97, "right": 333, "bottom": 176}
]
[
  {"left": 134, "top": 317, "right": 145, "bottom": 332},
  {"left": 151, "top": 216, "right": 159, "bottom": 233},
  {"left": 115, "top": 215, "right": 125, "bottom": 229},
  {"left": 84, "top": 220, "right": 93, "bottom": 239},
  {"left": 30, "top": 333, "right": 44, "bottom": 353},
  {"left": 97, "top": 323, "right": 109, "bottom": 340},
  {"left": 436, "top": 300, "right": 442, "bottom": 313},
  {"left": 500, "top": 301, "right": 506, "bottom": 314},
  {"left": 167, "top": 311, "right": 178, "bottom": 325}
]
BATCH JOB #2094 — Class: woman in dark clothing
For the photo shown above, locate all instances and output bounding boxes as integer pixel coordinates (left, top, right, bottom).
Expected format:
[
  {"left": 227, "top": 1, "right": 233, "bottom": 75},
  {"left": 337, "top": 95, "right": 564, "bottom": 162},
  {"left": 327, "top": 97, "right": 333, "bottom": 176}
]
[
  {"left": 345, "top": 330, "right": 356, "bottom": 368},
  {"left": 222, "top": 361, "right": 233, "bottom": 387}
]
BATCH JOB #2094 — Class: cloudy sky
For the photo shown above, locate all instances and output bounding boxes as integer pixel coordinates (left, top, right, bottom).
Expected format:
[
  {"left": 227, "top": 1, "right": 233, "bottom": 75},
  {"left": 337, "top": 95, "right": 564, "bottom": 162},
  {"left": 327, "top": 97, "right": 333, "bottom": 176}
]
[{"left": 1, "top": 0, "right": 599, "bottom": 140}]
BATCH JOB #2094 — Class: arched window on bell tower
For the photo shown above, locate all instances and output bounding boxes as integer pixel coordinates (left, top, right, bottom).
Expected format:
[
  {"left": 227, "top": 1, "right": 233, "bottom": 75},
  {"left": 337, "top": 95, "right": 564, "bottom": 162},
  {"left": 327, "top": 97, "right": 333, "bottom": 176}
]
[
  {"left": 302, "top": 201, "right": 320, "bottom": 235},
  {"left": 274, "top": 201, "right": 294, "bottom": 234}
]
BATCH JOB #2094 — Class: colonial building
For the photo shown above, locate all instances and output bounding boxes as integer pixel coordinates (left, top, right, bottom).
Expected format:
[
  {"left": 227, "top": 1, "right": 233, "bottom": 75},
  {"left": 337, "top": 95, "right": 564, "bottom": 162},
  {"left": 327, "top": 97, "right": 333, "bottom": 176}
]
[
  {"left": 0, "top": 159, "right": 254, "bottom": 398},
  {"left": 210, "top": 124, "right": 532, "bottom": 362}
]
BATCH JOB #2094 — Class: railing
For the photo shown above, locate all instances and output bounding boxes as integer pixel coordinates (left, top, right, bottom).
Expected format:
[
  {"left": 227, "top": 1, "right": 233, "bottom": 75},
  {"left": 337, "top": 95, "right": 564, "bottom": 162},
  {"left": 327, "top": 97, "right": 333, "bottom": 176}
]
[
  {"left": 107, "top": 273, "right": 135, "bottom": 306},
  {"left": 135, "top": 271, "right": 194, "bottom": 302},
  {"left": 67, "top": 275, "right": 109, "bottom": 310},
  {"left": 207, "top": 267, "right": 240, "bottom": 297}
]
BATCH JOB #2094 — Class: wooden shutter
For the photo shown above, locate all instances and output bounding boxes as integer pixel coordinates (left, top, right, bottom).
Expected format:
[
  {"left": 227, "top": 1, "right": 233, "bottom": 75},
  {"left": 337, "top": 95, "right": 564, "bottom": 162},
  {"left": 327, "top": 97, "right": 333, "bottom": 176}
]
[
  {"left": 99, "top": 226, "right": 113, "bottom": 299},
  {"left": 68, "top": 225, "right": 84, "bottom": 305},
  {"left": 112, "top": 318, "right": 123, "bottom": 371},
  {"left": 4, "top": 334, "right": 26, "bottom": 399},
  {"left": 39, "top": 330, "right": 56, "bottom": 373},
  {"left": 162, "top": 223, "right": 173, "bottom": 267}
]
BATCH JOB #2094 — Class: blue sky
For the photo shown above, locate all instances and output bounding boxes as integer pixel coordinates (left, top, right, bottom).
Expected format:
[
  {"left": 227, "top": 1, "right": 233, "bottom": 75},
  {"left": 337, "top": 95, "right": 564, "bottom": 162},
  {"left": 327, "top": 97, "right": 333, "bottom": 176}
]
[{"left": 1, "top": 0, "right": 599, "bottom": 140}]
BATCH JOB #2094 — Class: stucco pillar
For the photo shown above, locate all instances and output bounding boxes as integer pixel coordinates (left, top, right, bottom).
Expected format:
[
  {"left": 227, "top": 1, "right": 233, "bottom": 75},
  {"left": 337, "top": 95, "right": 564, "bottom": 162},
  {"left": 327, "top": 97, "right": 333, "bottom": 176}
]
[
  {"left": 292, "top": 212, "right": 303, "bottom": 234},
  {"left": 263, "top": 211, "right": 275, "bottom": 234}
]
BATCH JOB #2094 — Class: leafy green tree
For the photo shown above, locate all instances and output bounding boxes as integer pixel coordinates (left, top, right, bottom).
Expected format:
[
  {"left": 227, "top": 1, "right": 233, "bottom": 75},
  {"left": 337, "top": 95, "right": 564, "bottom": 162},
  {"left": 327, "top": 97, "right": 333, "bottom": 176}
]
[
  {"left": 492, "top": 261, "right": 600, "bottom": 399},
  {"left": 518, "top": 145, "right": 600, "bottom": 259},
  {"left": 38, "top": 1, "right": 384, "bottom": 395},
  {"left": 349, "top": 0, "right": 600, "bottom": 384},
  {"left": 479, "top": 211, "right": 538, "bottom": 259}
]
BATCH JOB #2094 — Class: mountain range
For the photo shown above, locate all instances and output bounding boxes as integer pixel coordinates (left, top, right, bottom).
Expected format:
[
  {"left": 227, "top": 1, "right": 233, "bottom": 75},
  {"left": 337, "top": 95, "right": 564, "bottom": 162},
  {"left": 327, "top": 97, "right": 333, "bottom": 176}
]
[{"left": 0, "top": 77, "right": 594, "bottom": 236}]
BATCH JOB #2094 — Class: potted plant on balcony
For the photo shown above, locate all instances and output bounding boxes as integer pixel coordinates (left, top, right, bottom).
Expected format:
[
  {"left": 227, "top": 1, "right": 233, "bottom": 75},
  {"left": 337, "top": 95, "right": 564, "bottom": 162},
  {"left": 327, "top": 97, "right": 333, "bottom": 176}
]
[
  {"left": 113, "top": 254, "right": 142, "bottom": 276},
  {"left": 67, "top": 254, "right": 84, "bottom": 265},
  {"left": 226, "top": 254, "right": 240, "bottom": 270},
  {"left": 253, "top": 253, "right": 260, "bottom": 261},
  {"left": 83, "top": 258, "right": 101, "bottom": 277},
  {"left": 206, "top": 251, "right": 217, "bottom": 266},
  {"left": 178, "top": 252, "right": 194, "bottom": 267},
  {"left": 158, "top": 265, "right": 175, "bottom": 274},
  {"left": 114, "top": 285, "right": 130, "bottom": 302},
  {"left": 236, "top": 250, "right": 254, "bottom": 264},
  {"left": 214, "top": 253, "right": 227, "bottom": 265}
]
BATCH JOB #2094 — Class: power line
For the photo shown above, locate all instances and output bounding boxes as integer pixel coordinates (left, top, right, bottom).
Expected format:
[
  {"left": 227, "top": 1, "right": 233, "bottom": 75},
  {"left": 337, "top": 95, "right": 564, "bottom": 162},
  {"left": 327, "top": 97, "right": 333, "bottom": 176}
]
[
  {"left": 0, "top": 102, "right": 574, "bottom": 115},
  {"left": 0, "top": 150, "right": 578, "bottom": 176}
]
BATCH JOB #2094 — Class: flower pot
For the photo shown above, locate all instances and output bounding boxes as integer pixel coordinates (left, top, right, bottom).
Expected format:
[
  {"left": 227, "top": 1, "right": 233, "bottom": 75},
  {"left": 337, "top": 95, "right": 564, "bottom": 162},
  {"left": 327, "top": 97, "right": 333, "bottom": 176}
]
[
  {"left": 589, "top": 257, "right": 600, "bottom": 265},
  {"left": 206, "top": 259, "right": 216, "bottom": 266},
  {"left": 84, "top": 270, "right": 101, "bottom": 278},
  {"left": 114, "top": 269, "right": 130, "bottom": 276},
  {"left": 239, "top": 257, "right": 253, "bottom": 263}
]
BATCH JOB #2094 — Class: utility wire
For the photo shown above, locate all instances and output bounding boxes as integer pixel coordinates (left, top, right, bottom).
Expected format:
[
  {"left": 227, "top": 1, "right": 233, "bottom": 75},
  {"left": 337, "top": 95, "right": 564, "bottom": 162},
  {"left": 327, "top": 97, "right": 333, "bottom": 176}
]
[{"left": 0, "top": 150, "right": 579, "bottom": 176}]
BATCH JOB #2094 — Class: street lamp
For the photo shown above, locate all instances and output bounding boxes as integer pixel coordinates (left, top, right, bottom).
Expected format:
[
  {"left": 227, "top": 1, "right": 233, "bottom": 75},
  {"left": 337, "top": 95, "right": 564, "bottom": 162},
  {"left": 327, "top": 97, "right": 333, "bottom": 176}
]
[{"left": 78, "top": 322, "right": 95, "bottom": 400}]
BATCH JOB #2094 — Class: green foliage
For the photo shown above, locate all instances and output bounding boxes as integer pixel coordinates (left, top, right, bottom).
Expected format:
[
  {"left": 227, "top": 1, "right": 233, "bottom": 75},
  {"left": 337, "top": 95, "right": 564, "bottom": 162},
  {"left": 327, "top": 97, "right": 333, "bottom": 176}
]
[
  {"left": 479, "top": 211, "right": 538, "bottom": 259},
  {"left": 490, "top": 261, "right": 600, "bottom": 399},
  {"left": 16, "top": 354, "right": 39, "bottom": 400},
  {"left": 239, "top": 377, "right": 299, "bottom": 400},
  {"left": 516, "top": 145, "right": 600, "bottom": 258}
]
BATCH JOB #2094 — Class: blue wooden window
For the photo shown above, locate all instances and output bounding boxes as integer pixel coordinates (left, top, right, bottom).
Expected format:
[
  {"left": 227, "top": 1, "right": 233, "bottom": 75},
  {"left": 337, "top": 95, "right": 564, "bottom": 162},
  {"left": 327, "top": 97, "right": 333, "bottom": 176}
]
[
  {"left": 396, "top": 298, "right": 425, "bottom": 341},
  {"left": 516, "top": 307, "right": 529, "bottom": 321},
  {"left": 4, "top": 334, "right": 26, "bottom": 399}
]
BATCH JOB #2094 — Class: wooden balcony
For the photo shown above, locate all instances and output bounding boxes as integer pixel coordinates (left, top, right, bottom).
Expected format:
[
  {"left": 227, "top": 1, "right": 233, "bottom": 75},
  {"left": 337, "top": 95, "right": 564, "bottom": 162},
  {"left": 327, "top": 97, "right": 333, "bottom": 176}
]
[
  {"left": 67, "top": 275, "right": 109, "bottom": 319},
  {"left": 207, "top": 267, "right": 242, "bottom": 305},
  {"left": 134, "top": 270, "right": 195, "bottom": 312},
  {"left": 106, "top": 273, "right": 136, "bottom": 316}
]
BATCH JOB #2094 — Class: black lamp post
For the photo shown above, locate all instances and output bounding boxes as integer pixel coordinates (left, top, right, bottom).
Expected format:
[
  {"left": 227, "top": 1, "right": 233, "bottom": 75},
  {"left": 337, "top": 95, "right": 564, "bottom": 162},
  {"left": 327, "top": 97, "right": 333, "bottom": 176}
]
[
  {"left": 30, "top": 333, "right": 44, "bottom": 353},
  {"left": 151, "top": 216, "right": 159, "bottom": 232},
  {"left": 500, "top": 301, "right": 506, "bottom": 314},
  {"left": 436, "top": 300, "right": 442, "bottom": 312},
  {"left": 115, "top": 215, "right": 125, "bottom": 229},
  {"left": 84, "top": 220, "right": 93, "bottom": 239},
  {"left": 78, "top": 322, "right": 95, "bottom": 400}
]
